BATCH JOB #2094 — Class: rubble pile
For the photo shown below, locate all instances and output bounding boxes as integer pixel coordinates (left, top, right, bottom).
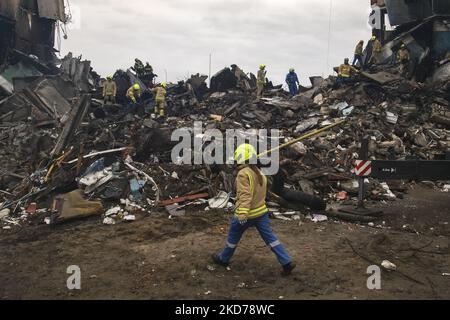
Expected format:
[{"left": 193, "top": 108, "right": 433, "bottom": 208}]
[
  {"left": 1, "top": 0, "right": 450, "bottom": 228},
  {"left": 1, "top": 59, "right": 448, "bottom": 228}
]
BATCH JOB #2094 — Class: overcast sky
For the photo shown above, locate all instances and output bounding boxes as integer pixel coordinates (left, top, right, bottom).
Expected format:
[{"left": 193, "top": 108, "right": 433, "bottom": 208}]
[{"left": 60, "top": 0, "right": 372, "bottom": 87}]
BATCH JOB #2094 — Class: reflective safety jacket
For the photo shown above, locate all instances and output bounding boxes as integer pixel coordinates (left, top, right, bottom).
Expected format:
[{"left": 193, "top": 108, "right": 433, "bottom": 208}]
[
  {"left": 372, "top": 39, "right": 382, "bottom": 54},
  {"left": 126, "top": 86, "right": 141, "bottom": 103},
  {"left": 338, "top": 64, "right": 357, "bottom": 78},
  {"left": 257, "top": 69, "right": 266, "bottom": 85},
  {"left": 397, "top": 48, "right": 410, "bottom": 62},
  {"left": 355, "top": 42, "right": 364, "bottom": 55},
  {"left": 103, "top": 80, "right": 117, "bottom": 97},
  {"left": 152, "top": 86, "right": 167, "bottom": 102},
  {"left": 235, "top": 166, "right": 268, "bottom": 219}
]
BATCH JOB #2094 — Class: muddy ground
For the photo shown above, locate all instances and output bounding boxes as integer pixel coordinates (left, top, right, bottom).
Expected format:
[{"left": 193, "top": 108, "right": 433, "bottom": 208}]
[{"left": 0, "top": 185, "right": 449, "bottom": 300}]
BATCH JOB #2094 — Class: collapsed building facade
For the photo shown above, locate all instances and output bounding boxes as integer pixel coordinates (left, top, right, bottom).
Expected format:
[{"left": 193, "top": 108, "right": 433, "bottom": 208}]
[
  {"left": 370, "top": 0, "right": 450, "bottom": 82},
  {"left": 0, "top": 0, "right": 66, "bottom": 98}
]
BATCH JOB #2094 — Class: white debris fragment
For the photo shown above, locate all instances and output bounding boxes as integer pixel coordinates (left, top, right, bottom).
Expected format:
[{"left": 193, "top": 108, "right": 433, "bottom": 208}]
[
  {"left": 308, "top": 214, "right": 328, "bottom": 223},
  {"left": 381, "top": 260, "right": 397, "bottom": 271},
  {"left": 0, "top": 208, "right": 11, "bottom": 219},
  {"left": 105, "top": 207, "right": 122, "bottom": 216},
  {"left": 123, "top": 215, "right": 136, "bottom": 222},
  {"left": 380, "top": 182, "right": 396, "bottom": 199},
  {"left": 103, "top": 217, "right": 116, "bottom": 225}
]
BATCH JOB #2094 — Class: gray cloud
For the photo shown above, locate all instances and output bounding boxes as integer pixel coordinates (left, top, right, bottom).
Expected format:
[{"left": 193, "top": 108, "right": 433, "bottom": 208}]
[{"left": 62, "top": 0, "right": 372, "bottom": 86}]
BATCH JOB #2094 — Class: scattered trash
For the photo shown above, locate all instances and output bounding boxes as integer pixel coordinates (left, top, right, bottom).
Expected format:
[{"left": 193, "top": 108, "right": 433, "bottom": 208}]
[
  {"left": 308, "top": 214, "right": 328, "bottom": 223},
  {"left": 103, "top": 217, "right": 116, "bottom": 225},
  {"left": 123, "top": 215, "right": 136, "bottom": 222},
  {"left": 208, "top": 192, "right": 230, "bottom": 209}
]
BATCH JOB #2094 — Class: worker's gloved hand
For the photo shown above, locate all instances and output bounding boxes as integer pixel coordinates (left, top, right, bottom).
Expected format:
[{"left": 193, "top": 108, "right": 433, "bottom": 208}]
[{"left": 236, "top": 214, "right": 248, "bottom": 225}]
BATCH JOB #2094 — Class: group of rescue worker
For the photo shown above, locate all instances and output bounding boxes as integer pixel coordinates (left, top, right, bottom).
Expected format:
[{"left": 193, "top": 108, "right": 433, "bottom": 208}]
[
  {"left": 102, "top": 78, "right": 168, "bottom": 118},
  {"left": 336, "top": 35, "right": 411, "bottom": 85},
  {"left": 101, "top": 57, "right": 167, "bottom": 118}
]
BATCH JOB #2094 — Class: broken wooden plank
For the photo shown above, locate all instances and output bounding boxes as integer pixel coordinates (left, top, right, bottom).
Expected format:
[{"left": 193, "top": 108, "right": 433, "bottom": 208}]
[{"left": 158, "top": 193, "right": 210, "bottom": 207}]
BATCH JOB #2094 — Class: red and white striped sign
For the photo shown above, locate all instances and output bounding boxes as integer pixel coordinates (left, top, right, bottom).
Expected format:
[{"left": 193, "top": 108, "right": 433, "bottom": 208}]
[{"left": 355, "top": 160, "right": 372, "bottom": 177}]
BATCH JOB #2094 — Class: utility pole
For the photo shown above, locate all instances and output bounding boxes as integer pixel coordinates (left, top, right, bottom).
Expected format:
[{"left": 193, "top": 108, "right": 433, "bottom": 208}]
[
  {"left": 326, "top": 0, "right": 333, "bottom": 76},
  {"left": 209, "top": 53, "right": 212, "bottom": 87}
]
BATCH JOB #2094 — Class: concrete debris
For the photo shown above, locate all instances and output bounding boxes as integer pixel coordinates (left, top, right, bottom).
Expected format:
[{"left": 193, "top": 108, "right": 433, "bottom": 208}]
[
  {"left": 0, "top": 9, "right": 449, "bottom": 230},
  {"left": 381, "top": 260, "right": 397, "bottom": 271}
]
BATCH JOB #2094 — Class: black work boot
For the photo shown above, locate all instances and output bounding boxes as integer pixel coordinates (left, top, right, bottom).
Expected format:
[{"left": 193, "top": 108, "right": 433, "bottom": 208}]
[
  {"left": 281, "top": 262, "right": 297, "bottom": 276},
  {"left": 211, "top": 254, "right": 229, "bottom": 268}
]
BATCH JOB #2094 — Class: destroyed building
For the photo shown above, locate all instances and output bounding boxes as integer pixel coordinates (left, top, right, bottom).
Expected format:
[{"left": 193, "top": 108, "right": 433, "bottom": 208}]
[
  {"left": 0, "top": 1, "right": 448, "bottom": 228},
  {"left": 370, "top": 0, "right": 450, "bottom": 82},
  {"left": 0, "top": 0, "right": 67, "bottom": 99}
]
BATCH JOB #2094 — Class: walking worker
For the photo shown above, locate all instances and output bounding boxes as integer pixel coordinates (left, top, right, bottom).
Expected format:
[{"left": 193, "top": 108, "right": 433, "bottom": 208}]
[
  {"left": 256, "top": 64, "right": 267, "bottom": 99},
  {"left": 102, "top": 75, "right": 117, "bottom": 105},
  {"left": 286, "top": 68, "right": 300, "bottom": 97},
  {"left": 353, "top": 40, "right": 364, "bottom": 67},
  {"left": 212, "top": 144, "right": 296, "bottom": 276},
  {"left": 369, "top": 36, "right": 382, "bottom": 65},
  {"left": 152, "top": 82, "right": 167, "bottom": 117}
]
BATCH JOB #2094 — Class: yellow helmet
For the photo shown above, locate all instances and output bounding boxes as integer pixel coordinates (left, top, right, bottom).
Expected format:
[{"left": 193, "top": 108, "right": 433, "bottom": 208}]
[
  {"left": 259, "top": 64, "right": 266, "bottom": 70},
  {"left": 133, "top": 83, "right": 140, "bottom": 90},
  {"left": 371, "top": 35, "right": 376, "bottom": 40},
  {"left": 234, "top": 144, "right": 257, "bottom": 165},
  {"left": 106, "top": 75, "right": 112, "bottom": 80},
  {"left": 289, "top": 68, "right": 295, "bottom": 73},
  {"left": 161, "top": 82, "right": 167, "bottom": 88}
]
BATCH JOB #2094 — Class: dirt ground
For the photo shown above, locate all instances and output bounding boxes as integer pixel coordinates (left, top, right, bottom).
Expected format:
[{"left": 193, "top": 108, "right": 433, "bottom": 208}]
[{"left": 0, "top": 185, "right": 449, "bottom": 300}]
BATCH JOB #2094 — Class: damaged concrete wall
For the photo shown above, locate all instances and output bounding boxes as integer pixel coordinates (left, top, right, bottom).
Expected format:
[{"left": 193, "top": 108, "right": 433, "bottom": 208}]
[
  {"left": 385, "top": 0, "right": 450, "bottom": 26},
  {"left": 0, "top": 0, "right": 65, "bottom": 64},
  {"left": 37, "top": 0, "right": 66, "bottom": 22}
]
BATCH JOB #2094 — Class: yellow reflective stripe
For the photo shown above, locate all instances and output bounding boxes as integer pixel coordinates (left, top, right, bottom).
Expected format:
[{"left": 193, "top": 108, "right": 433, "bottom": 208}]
[
  {"left": 247, "top": 205, "right": 268, "bottom": 218},
  {"left": 246, "top": 172, "right": 254, "bottom": 196},
  {"left": 250, "top": 204, "right": 267, "bottom": 213},
  {"left": 236, "top": 209, "right": 250, "bottom": 214}
]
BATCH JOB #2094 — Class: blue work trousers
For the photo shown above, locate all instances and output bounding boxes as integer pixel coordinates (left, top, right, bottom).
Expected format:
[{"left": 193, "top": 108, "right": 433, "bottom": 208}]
[
  {"left": 218, "top": 213, "right": 292, "bottom": 267},
  {"left": 287, "top": 83, "right": 298, "bottom": 97}
]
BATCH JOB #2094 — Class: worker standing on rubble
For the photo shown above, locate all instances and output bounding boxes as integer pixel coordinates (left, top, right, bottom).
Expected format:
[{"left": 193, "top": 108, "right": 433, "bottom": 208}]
[
  {"left": 102, "top": 76, "right": 117, "bottom": 105},
  {"left": 369, "top": 36, "right": 382, "bottom": 65},
  {"left": 132, "top": 58, "right": 145, "bottom": 77},
  {"left": 337, "top": 58, "right": 359, "bottom": 86},
  {"left": 126, "top": 83, "right": 141, "bottom": 114},
  {"left": 352, "top": 40, "right": 364, "bottom": 68},
  {"left": 212, "top": 144, "right": 296, "bottom": 276},
  {"left": 397, "top": 43, "right": 410, "bottom": 77},
  {"left": 285, "top": 68, "right": 300, "bottom": 97},
  {"left": 256, "top": 64, "right": 267, "bottom": 99},
  {"left": 152, "top": 82, "right": 167, "bottom": 118}
]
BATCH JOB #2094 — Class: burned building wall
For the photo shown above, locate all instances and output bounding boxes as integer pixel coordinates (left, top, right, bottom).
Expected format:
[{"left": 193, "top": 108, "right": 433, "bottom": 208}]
[
  {"left": 385, "top": 0, "right": 450, "bottom": 26},
  {"left": 0, "top": 0, "right": 65, "bottom": 64}
]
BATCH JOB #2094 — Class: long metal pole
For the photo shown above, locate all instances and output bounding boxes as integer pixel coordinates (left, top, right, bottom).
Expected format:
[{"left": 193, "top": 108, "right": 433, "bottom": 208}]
[
  {"left": 358, "top": 138, "right": 369, "bottom": 209},
  {"left": 257, "top": 119, "right": 346, "bottom": 158}
]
